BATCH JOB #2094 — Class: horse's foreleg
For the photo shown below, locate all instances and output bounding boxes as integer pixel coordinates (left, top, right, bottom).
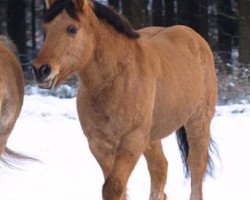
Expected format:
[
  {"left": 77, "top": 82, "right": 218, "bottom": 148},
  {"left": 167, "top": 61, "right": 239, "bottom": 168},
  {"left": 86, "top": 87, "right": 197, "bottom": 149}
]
[
  {"left": 102, "top": 130, "right": 148, "bottom": 200},
  {"left": 88, "top": 136, "right": 127, "bottom": 200},
  {"left": 185, "top": 117, "right": 211, "bottom": 200},
  {"left": 88, "top": 136, "right": 117, "bottom": 178},
  {"left": 144, "top": 141, "right": 168, "bottom": 200}
]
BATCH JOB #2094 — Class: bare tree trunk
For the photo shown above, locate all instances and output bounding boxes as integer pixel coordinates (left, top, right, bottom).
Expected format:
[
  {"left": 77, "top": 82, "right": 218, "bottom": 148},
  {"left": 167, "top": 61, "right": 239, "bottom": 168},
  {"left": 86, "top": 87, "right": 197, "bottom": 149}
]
[
  {"left": 152, "top": 0, "right": 164, "bottom": 26},
  {"left": 164, "top": 0, "right": 175, "bottom": 27},
  {"left": 188, "top": 0, "right": 209, "bottom": 40},
  {"left": 239, "top": 0, "right": 250, "bottom": 64},
  {"left": 32, "top": 0, "right": 36, "bottom": 50},
  {"left": 176, "top": 0, "right": 209, "bottom": 40},
  {"left": 7, "top": 0, "right": 27, "bottom": 64},
  {"left": 218, "top": 0, "right": 234, "bottom": 64},
  {"left": 199, "top": 0, "right": 209, "bottom": 40},
  {"left": 0, "top": 0, "right": 7, "bottom": 34},
  {"left": 121, "top": 0, "right": 147, "bottom": 29},
  {"left": 176, "top": 0, "right": 189, "bottom": 25}
]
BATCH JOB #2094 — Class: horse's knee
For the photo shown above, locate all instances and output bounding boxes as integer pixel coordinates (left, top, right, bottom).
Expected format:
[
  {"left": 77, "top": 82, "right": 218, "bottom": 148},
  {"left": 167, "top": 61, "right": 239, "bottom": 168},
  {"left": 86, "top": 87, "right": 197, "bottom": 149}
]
[{"left": 103, "top": 176, "right": 125, "bottom": 200}]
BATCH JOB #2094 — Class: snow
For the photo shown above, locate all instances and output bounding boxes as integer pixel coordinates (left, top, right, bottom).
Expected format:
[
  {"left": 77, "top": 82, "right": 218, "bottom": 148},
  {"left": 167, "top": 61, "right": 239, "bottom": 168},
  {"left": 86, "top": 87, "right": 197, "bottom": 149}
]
[{"left": 0, "top": 95, "right": 250, "bottom": 200}]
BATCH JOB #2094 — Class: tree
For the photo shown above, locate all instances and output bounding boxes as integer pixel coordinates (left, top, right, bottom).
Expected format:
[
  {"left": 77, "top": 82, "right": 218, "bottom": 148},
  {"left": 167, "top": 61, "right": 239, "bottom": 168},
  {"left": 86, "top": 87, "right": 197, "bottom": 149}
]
[
  {"left": 217, "top": 0, "right": 234, "bottom": 64},
  {"left": 238, "top": 0, "right": 250, "bottom": 64},
  {"left": 176, "top": 0, "right": 189, "bottom": 25},
  {"left": 176, "top": 0, "right": 209, "bottom": 41},
  {"left": 121, "top": 0, "right": 148, "bottom": 29},
  {"left": 7, "top": 0, "right": 27, "bottom": 64},
  {"left": 164, "top": 0, "right": 175, "bottom": 27},
  {"left": 152, "top": 0, "right": 164, "bottom": 26}
]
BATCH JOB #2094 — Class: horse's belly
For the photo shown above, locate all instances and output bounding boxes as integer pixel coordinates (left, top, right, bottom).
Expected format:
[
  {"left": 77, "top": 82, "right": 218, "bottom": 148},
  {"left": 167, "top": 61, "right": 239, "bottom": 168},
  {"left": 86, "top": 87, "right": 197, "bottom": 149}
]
[
  {"left": 150, "top": 75, "right": 203, "bottom": 141},
  {"left": 150, "top": 104, "right": 190, "bottom": 141}
]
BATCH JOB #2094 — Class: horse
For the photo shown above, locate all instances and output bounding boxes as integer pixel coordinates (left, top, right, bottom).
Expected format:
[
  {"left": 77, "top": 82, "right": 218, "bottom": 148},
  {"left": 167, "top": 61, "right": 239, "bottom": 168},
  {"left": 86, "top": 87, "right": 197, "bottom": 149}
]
[
  {"left": 0, "top": 36, "right": 27, "bottom": 165},
  {"left": 33, "top": 1, "right": 218, "bottom": 199}
]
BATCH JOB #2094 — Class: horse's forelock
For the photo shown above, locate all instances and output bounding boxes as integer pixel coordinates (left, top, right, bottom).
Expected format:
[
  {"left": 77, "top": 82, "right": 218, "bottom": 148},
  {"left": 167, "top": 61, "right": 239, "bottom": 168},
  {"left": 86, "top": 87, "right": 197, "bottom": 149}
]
[{"left": 43, "top": 0, "right": 81, "bottom": 23}]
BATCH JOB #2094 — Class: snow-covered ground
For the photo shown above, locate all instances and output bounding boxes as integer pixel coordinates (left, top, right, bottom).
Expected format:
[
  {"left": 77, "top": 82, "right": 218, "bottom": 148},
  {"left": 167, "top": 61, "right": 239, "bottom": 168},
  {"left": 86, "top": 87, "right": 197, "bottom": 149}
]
[{"left": 0, "top": 95, "right": 250, "bottom": 200}]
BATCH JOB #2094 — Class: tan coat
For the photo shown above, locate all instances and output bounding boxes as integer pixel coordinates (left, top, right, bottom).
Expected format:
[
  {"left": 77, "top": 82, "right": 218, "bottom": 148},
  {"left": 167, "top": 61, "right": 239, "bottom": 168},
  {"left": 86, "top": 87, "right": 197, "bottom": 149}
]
[
  {"left": 34, "top": 1, "right": 218, "bottom": 199},
  {"left": 0, "top": 36, "right": 24, "bottom": 155}
]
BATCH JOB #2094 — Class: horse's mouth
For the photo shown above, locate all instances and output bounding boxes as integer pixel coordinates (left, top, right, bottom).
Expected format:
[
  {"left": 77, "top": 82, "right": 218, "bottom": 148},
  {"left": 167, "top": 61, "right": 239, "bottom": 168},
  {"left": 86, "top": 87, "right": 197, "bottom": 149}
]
[{"left": 38, "top": 75, "right": 58, "bottom": 89}]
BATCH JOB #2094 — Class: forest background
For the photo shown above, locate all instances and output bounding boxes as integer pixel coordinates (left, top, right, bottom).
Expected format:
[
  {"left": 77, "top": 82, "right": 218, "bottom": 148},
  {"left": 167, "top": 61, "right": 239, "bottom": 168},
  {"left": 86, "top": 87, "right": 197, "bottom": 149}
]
[{"left": 0, "top": 0, "right": 249, "bottom": 104}]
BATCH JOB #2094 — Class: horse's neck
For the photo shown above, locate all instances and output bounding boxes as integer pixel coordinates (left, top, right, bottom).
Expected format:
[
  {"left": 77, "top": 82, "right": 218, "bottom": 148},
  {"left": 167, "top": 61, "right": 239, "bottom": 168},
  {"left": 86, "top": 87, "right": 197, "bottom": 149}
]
[{"left": 78, "top": 31, "right": 137, "bottom": 97}]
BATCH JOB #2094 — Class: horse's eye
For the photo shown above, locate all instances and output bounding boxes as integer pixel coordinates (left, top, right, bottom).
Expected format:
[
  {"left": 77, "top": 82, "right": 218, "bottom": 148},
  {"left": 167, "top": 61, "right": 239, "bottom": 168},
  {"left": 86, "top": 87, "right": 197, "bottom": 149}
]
[{"left": 67, "top": 25, "right": 78, "bottom": 36}]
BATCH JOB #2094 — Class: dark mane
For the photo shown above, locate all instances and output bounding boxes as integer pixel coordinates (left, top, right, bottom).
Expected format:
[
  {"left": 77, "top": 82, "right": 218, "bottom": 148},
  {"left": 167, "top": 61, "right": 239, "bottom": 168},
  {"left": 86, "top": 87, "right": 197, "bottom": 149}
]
[
  {"left": 43, "top": 0, "right": 140, "bottom": 39},
  {"left": 43, "top": 0, "right": 80, "bottom": 23},
  {"left": 92, "top": 1, "right": 140, "bottom": 39}
]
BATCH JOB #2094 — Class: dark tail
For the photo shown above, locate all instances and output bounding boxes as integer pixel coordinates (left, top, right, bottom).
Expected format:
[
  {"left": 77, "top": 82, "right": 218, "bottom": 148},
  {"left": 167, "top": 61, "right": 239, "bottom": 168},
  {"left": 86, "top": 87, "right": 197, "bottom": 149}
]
[
  {"left": 176, "top": 126, "right": 218, "bottom": 178},
  {"left": 0, "top": 147, "right": 39, "bottom": 169}
]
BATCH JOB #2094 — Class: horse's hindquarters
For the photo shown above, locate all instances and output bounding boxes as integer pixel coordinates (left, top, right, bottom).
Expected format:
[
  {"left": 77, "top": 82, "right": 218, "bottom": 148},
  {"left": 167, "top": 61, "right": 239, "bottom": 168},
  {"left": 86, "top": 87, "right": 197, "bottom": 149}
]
[
  {"left": 146, "top": 26, "right": 217, "bottom": 141},
  {"left": 0, "top": 38, "right": 24, "bottom": 156}
]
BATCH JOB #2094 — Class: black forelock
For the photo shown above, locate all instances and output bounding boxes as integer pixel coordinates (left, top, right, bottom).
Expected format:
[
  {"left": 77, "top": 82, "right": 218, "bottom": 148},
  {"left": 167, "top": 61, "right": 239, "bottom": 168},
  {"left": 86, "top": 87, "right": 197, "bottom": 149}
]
[{"left": 43, "top": 0, "right": 80, "bottom": 23}]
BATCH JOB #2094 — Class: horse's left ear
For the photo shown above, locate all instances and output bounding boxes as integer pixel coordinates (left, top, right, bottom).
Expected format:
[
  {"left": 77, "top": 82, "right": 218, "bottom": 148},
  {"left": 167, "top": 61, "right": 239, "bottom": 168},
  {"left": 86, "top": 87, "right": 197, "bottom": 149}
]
[{"left": 72, "top": 0, "right": 90, "bottom": 10}]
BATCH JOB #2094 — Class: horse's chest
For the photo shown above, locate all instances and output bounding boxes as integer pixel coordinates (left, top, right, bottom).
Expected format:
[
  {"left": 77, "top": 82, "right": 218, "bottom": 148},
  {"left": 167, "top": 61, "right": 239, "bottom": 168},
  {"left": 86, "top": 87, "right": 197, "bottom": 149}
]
[{"left": 77, "top": 99, "right": 135, "bottom": 139}]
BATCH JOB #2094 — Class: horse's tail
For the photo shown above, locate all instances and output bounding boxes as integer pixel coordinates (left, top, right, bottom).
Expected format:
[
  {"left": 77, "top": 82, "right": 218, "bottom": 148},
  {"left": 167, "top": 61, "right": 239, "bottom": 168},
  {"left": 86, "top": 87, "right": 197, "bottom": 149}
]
[
  {"left": 176, "top": 126, "right": 218, "bottom": 178},
  {"left": 0, "top": 147, "right": 39, "bottom": 168}
]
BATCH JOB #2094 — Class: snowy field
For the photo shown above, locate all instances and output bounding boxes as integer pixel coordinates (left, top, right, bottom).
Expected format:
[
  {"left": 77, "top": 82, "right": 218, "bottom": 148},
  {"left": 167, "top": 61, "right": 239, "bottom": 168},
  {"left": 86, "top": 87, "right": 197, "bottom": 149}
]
[{"left": 0, "top": 94, "right": 250, "bottom": 200}]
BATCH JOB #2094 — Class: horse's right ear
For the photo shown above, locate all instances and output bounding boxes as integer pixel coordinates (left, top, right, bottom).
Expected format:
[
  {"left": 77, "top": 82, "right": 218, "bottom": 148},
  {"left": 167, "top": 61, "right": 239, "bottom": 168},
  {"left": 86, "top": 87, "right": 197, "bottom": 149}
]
[{"left": 45, "top": 0, "right": 56, "bottom": 9}]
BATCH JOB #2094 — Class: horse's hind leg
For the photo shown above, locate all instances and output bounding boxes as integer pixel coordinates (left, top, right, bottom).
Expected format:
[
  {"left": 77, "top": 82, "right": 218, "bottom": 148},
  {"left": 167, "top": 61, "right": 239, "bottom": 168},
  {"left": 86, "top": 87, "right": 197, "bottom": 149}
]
[
  {"left": 0, "top": 98, "right": 21, "bottom": 155},
  {"left": 184, "top": 112, "right": 212, "bottom": 200},
  {"left": 0, "top": 114, "right": 17, "bottom": 155},
  {"left": 144, "top": 141, "right": 167, "bottom": 200}
]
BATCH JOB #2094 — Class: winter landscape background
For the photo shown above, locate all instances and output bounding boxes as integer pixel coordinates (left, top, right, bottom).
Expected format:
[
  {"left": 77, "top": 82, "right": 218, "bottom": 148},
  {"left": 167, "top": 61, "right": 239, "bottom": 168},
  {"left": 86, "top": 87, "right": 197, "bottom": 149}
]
[
  {"left": 0, "top": 0, "right": 249, "bottom": 199},
  {"left": 0, "top": 92, "right": 249, "bottom": 200}
]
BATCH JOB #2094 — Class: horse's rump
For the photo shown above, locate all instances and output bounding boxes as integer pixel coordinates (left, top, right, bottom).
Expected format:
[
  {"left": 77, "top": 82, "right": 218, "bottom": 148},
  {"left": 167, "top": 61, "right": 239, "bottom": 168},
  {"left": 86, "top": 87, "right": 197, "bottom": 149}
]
[
  {"left": 0, "top": 36, "right": 34, "bottom": 167},
  {"left": 137, "top": 26, "right": 217, "bottom": 140}
]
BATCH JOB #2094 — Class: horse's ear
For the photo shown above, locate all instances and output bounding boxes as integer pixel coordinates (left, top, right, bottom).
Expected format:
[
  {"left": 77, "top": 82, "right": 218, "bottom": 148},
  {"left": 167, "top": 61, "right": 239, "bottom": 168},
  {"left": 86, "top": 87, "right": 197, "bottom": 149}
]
[
  {"left": 45, "top": 0, "right": 56, "bottom": 9},
  {"left": 72, "top": 0, "right": 90, "bottom": 11}
]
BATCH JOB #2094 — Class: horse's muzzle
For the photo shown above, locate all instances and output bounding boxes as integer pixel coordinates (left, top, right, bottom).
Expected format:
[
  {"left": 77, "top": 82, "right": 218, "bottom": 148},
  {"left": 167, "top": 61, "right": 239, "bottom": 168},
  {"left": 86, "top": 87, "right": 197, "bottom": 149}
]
[{"left": 32, "top": 64, "right": 51, "bottom": 83}]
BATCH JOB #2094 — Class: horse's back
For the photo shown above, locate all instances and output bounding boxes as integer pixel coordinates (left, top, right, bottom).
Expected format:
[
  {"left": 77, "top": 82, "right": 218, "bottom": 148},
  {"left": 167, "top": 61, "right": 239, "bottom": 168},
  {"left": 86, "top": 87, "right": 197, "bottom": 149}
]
[{"left": 138, "top": 26, "right": 217, "bottom": 140}]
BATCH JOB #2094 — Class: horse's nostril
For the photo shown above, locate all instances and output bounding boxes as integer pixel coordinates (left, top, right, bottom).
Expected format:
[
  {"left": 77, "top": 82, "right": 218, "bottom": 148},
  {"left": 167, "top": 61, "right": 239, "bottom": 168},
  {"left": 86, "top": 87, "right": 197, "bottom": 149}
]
[{"left": 39, "top": 64, "right": 51, "bottom": 79}]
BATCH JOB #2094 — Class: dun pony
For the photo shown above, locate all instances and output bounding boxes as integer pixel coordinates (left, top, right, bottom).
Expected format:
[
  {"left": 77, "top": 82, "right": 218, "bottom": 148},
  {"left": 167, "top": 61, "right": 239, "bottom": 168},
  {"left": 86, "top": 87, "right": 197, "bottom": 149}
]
[{"left": 33, "top": 0, "right": 218, "bottom": 199}]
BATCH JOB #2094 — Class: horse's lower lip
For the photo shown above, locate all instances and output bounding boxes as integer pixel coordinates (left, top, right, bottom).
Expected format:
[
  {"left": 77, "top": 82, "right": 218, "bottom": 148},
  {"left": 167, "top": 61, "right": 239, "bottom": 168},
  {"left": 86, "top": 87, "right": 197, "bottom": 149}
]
[{"left": 38, "top": 75, "right": 58, "bottom": 89}]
